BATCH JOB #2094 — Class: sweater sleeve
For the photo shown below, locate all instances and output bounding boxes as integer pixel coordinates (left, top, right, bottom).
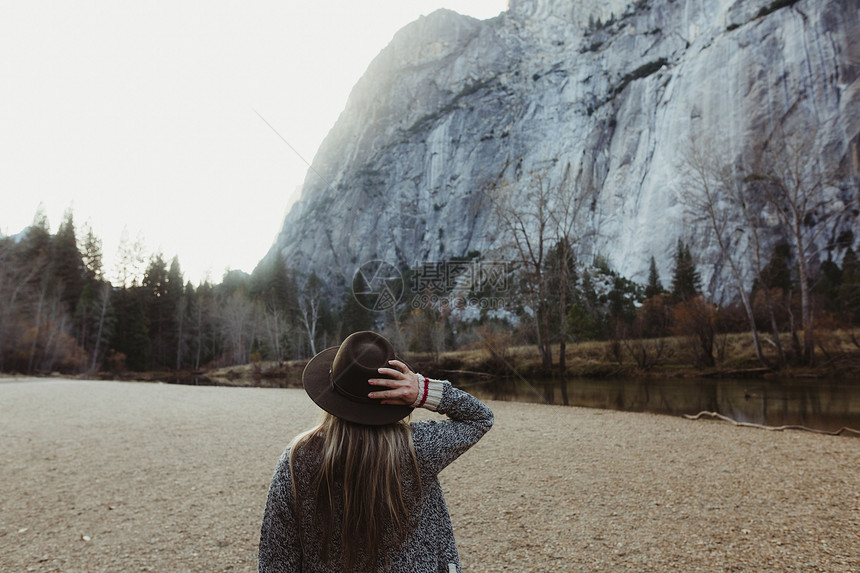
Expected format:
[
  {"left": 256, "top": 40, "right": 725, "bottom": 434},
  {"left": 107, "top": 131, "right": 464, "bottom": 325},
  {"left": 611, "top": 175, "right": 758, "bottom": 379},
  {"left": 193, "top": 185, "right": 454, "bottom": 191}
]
[
  {"left": 258, "top": 449, "right": 302, "bottom": 573},
  {"left": 411, "top": 380, "right": 494, "bottom": 476}
]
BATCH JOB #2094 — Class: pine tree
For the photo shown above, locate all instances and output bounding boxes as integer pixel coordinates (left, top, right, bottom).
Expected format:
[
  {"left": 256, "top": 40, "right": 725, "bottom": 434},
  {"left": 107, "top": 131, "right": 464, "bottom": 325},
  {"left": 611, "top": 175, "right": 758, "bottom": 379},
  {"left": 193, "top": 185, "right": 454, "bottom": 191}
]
[
  {"left": 644, "top": 256, "right": 664, "bottom": 299},
  {"left": 73, "top": 223, "right": 111, "bottom": 368},
  {"left": 48, "top": 210, "right": 86, "bottom": 315},
  {"left": 142, "top": 253, "right": 172, "bottom": 369},
  {"left": 80, "top": 222, "right": 104, "bottom": 283},
  {"left": 342, "top": 273, "right": 374, "bottom": 335},
  {"left": 816, "top": 259, "right": 842, "bottom": 313},
  {"left": 567, "top": 269, "right": 603, "bottom": 341},
  {"left": 219, "top": 269, "right": 249, "bottom": 299},
  {"left": 21, "top": 206, "right": 51, "bottom": 263},
  {"left": 110, "top": 286, "right": 150, "bottom": 371},
  {"left": 76, "top": 282, "right": 114, "bottom": 372},
  {"left": 251, "top": 255, "right": 296, "bottom": 314},
  {"left": 166, "top": 257, "right": 185, "bottom": 370},
  {"left": 670, "top": 240, "right": 701, "bottom": 302},
  {"left": 545, "top": 238, "right": 577, "bottom": 336},
  {"left": 758, "top": 243, "right": 793, "bottom": 292},
  {"left": 608, "top": 274, "right": 641, "bottom": 325}
]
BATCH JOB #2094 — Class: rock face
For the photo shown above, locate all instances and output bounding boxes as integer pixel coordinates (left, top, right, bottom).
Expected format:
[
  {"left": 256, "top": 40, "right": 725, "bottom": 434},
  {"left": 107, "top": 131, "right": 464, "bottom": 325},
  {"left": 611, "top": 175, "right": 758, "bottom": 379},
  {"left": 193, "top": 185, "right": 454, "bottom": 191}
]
[{"left": 267, "top": 0, "right": 860, "bottom": 298}]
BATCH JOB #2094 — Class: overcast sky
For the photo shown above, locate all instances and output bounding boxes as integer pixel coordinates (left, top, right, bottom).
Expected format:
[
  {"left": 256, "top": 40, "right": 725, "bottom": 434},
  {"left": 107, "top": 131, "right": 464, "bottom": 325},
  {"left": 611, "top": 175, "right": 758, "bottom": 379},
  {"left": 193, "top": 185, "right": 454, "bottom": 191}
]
[{"left": 0, "top": 1, "right": 507, "bottom": 284}]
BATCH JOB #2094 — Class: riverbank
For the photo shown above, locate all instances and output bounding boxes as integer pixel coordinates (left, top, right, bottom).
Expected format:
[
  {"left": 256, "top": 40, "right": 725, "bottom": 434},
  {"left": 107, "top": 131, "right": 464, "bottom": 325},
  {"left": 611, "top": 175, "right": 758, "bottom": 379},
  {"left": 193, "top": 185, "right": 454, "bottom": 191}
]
[
  {"left": 195, "top": 330, "right": 860, "bottom": 390},
  {"left": 1, "top": 378, "right": 857, "bottom": 572}
]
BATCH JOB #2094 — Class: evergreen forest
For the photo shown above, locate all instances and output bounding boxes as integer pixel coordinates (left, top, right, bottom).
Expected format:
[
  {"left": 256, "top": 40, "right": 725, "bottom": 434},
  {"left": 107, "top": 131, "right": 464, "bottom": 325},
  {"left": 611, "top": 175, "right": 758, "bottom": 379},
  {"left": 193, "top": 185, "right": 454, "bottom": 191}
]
[{"left": 3, "top": 202, "right": 860, "bottom": 381}]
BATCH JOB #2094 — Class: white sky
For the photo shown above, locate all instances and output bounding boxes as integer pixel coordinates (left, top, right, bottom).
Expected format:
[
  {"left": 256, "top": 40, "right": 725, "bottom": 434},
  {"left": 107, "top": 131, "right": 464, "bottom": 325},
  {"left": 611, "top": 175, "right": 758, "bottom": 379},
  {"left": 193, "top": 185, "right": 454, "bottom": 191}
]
[{"left": 0, "top": 1, "right": 508, "bottom": 285}]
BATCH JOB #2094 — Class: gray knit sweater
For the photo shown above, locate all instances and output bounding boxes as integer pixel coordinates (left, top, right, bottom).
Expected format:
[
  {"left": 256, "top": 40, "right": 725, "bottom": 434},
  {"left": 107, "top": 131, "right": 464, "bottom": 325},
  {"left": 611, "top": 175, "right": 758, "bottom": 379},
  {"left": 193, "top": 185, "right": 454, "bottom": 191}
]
[{"left": 258, "top": 380, "right": 494, "bottom": 573}]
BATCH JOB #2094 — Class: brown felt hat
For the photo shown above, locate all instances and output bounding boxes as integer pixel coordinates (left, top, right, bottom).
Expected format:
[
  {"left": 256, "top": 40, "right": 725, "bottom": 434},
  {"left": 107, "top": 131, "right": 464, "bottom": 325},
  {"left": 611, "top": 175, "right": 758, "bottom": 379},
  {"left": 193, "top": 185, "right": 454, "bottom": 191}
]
[{"left": 302, "top": 331, "right": 413, "bottom": 425}]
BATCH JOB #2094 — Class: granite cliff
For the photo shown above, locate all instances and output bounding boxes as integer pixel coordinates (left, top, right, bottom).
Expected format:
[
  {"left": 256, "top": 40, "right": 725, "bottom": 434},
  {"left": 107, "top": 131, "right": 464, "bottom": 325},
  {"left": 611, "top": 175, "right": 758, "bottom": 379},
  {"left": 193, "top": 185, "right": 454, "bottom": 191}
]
[{"left": 266, "top": 0, "right": 860, "bottom": 298}]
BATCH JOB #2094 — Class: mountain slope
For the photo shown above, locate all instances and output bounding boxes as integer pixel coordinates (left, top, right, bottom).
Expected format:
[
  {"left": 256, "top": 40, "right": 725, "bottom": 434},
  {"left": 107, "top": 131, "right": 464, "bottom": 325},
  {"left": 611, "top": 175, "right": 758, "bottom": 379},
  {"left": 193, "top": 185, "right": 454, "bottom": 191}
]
[{"left": 267, "top": 0, "right": 860, "bottom": 296}]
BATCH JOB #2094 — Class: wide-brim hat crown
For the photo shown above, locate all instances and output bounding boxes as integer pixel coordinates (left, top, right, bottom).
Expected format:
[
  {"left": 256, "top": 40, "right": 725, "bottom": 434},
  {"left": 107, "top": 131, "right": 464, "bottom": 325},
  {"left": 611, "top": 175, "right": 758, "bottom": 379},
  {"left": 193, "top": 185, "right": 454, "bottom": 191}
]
[{"left": 302, "top": 331, "right": 413, "bottom": 425}]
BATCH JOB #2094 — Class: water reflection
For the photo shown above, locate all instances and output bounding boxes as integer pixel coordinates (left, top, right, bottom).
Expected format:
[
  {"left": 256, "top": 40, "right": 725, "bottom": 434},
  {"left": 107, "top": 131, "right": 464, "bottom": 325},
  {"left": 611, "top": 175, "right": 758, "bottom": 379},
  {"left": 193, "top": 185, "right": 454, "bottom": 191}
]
[{"left": 465, "top": 377, "right": 860, "bottom": 434}]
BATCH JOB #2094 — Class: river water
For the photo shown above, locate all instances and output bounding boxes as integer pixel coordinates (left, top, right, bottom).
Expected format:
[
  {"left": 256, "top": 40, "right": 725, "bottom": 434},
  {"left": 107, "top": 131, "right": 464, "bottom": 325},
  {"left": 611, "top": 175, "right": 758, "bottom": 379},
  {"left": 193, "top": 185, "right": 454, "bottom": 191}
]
[{"left": 465, "top": 376, "right": 860, "bottom": 434}]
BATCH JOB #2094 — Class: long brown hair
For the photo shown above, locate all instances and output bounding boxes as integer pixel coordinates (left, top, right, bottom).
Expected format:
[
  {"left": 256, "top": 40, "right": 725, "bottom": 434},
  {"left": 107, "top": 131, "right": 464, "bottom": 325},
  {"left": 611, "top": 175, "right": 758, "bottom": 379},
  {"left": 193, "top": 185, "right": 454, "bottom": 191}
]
[{"left": 289, "top": 413, "right": 422, "bottom": 571}]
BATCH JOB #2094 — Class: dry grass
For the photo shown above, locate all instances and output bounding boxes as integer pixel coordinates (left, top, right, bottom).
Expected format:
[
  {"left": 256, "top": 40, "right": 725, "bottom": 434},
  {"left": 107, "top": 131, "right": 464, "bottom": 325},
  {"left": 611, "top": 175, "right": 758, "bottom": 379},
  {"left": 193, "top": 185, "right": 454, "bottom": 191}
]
[
  {"left": 420, "top": 329, "right": 860, "bottom": 380},
  {"left": 191, "top": 330, "right": 860, "bottom": 388}
]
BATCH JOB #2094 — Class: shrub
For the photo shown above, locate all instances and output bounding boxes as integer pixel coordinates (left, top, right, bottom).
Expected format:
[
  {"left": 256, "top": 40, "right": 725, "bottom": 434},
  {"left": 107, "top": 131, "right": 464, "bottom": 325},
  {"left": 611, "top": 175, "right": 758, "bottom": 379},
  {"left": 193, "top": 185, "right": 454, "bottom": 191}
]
[
  {"left": 106, "top": 350, "right": 127, "bottom": 374},
  {"left": 477, "top": 326, "right": 513, "bottom": 375},
  {"left": 671, "top": 296, "right": 717, "bottom": 368}
]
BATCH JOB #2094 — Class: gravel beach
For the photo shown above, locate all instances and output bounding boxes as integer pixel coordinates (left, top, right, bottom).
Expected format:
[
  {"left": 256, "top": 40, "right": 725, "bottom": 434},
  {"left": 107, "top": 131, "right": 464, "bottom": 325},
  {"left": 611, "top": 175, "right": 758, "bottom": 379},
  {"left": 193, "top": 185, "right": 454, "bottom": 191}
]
[{"left": 1, "top": 378, "right": 857, "bottom": 572}]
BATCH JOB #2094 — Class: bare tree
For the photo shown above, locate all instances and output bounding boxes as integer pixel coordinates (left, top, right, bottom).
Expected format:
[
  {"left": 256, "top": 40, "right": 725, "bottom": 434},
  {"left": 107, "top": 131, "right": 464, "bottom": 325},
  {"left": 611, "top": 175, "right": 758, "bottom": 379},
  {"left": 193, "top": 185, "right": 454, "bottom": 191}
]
[
  {"left": 298, "top": 272, "right": 322, "bottom": 356},
  {"left": 0, "top": 239, "right": 46, "bottom": 370},
  {"left": 736, "top": 178, "right": 789, "bottom": 368},
  {"left": 548, "top": 162, "right": 596, "bottom": 403},
  {"left": 745, "top": 126, "right": 849, "bottom": 365},
  {"left": 112, "top": 229, "right": 147, "bottom": 289},
  {"left": 427, "top": 305, "right": 448, "bottom": 363},
  {"left": 680, "top": 139, "right": 768, "bottom": 366},
  {"left": 487, "top": 173, "right": 555, "bottom": 375},
  {"left": 262, "top": 301, "right": 289, "bottom": 365},
  {"left": 26, "top": 285, "right": 83, "bottom": 373},
  {"left": 401, "top": 298, "right": 449, "bottom": 363},
  {"left": 486, "top": 165, "right": 593, "bottom": 391},
  {"left": 89, "top": 282, "right": 111, "bottom": 373},
  {"left": 188, "top": 284, "right": 215, "bottom": 370},
  {"left": 220, "top": 291, "right": 255, "bottom": 365}
]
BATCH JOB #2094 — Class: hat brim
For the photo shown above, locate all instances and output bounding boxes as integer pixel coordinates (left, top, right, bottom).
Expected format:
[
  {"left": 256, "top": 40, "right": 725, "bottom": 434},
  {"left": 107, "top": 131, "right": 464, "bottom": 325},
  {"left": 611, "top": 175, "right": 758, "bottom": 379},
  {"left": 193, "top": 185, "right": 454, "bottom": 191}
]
[{"left": 302, "top": 346, "right": 413, "bottom": 426}]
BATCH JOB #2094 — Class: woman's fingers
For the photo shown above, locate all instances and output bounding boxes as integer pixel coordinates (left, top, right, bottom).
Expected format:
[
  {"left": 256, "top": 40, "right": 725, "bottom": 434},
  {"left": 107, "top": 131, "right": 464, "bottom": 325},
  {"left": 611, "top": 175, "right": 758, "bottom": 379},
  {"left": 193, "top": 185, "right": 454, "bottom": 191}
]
[
  {"left": 373, "top": 367, "right": 402, "bottom": 380},
  {"left": 367, "top": 373, "right": 406, "bottom": 398},
  {"left": 368, "top": 360, "right": 419, "bottom": 404},
  {"left": 387, "top": 359, "right": 409, "bottom": 374},
  {"left": 367, "top": 384, "right": 412, "bottom": 403}
]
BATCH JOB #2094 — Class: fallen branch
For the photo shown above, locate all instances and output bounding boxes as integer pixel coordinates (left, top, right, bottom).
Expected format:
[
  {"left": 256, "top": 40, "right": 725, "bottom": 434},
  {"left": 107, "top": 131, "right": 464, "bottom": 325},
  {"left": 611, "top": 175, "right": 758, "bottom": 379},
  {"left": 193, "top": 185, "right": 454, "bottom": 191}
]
[
  {"left": 683, "top": 411, "right": 860, "bottom": 436},
  {"left": 437, "top": 369, "right": 496, "bottom": 378},
  {"left": 698, "top": 367, "right": 772, "bottom": 378}
]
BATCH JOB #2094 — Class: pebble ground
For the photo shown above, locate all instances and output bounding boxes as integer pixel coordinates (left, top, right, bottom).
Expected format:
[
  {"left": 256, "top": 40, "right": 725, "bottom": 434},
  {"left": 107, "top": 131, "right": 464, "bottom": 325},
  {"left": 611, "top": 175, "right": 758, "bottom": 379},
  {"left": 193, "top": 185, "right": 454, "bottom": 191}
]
[{"left": 1, "top": 379, "right": 857, "bottom": 572}]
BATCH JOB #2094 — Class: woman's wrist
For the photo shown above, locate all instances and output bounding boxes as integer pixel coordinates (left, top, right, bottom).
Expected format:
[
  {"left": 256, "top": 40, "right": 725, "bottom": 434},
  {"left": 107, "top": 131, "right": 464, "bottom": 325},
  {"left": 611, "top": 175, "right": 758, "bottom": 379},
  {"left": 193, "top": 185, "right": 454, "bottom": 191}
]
[
  {"left": 411, "top": 376, "right": 445, "bottom": 411},
  {"left": 411, "top": 374, "right": 430, "bottom": 408}
]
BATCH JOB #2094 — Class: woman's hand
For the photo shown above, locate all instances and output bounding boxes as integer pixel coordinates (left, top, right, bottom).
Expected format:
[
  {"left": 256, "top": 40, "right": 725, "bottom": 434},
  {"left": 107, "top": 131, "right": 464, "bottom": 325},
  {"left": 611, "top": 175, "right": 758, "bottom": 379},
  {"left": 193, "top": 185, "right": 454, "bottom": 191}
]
[{"left": 367, "top": 359, "right": 420, "bottom": 406}]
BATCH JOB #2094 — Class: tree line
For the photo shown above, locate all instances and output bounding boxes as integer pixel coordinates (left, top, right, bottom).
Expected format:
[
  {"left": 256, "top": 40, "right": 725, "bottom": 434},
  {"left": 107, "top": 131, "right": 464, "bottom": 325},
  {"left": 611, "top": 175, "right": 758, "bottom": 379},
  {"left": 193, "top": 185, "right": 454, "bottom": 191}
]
[
  {"left": 2, "top": 203, "right": 857, "bottom": 378},
  {"left": 0, "top": 208, "right": 369, "bottom": 376},
  {"left": 480, "top": 124, "right": 859, "bottom": 378}
]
